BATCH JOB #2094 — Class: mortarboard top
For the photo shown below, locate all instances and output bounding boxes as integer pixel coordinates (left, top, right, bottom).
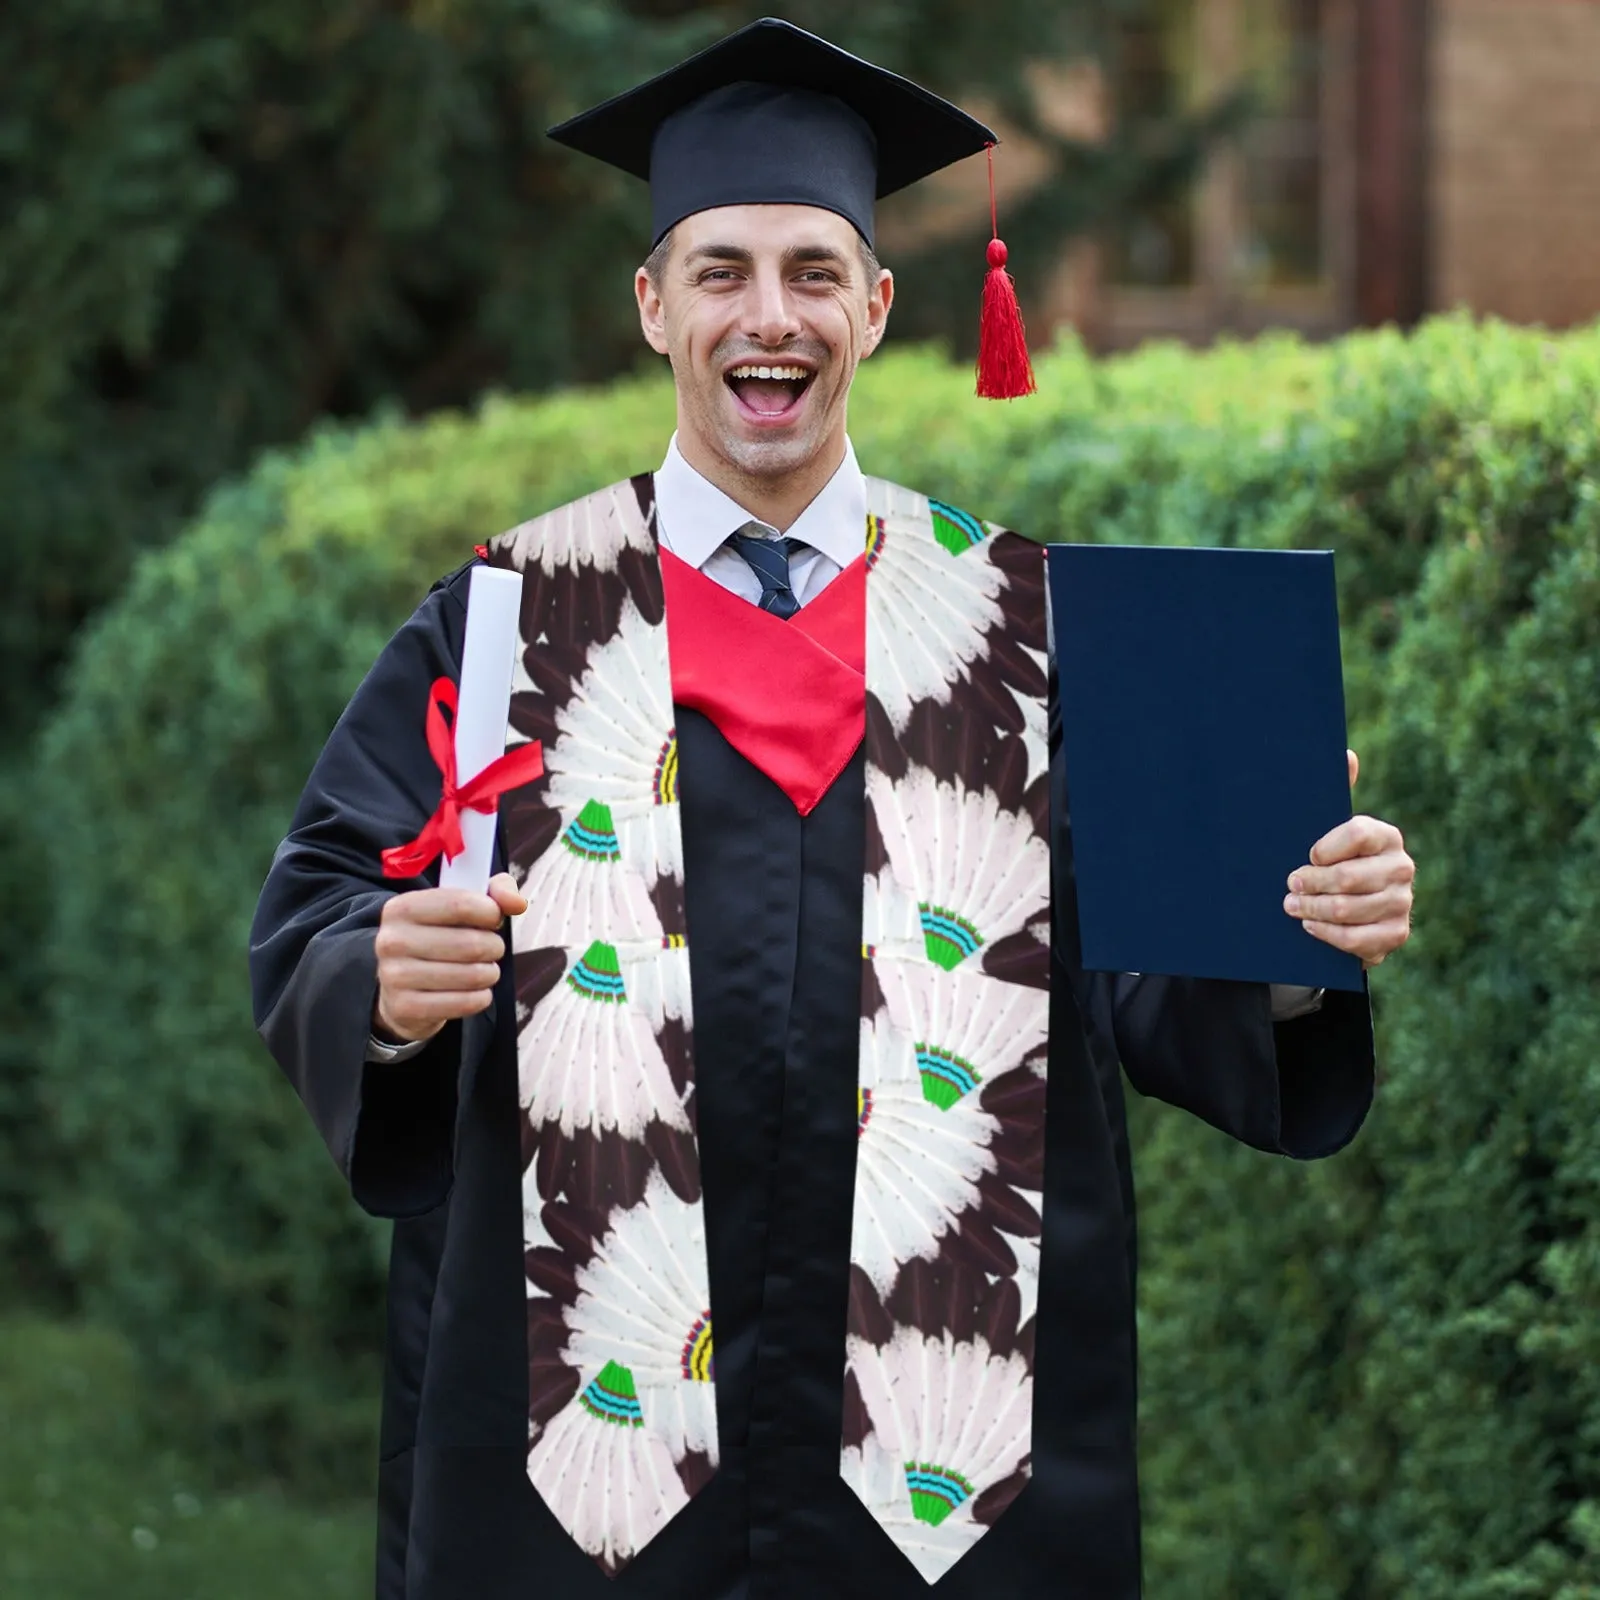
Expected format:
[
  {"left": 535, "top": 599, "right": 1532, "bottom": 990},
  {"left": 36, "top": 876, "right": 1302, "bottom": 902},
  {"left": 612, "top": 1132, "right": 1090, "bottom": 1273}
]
[{"left": 547, "top": 17, "right": 998, "bottom": 248}]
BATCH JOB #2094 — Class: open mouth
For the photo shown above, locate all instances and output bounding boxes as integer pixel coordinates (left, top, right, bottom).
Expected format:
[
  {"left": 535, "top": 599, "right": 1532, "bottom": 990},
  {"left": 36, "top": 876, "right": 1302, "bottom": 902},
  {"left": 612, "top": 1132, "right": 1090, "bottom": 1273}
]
[{"left": 724, "top": 363, "right": 815, "bottom": 422}]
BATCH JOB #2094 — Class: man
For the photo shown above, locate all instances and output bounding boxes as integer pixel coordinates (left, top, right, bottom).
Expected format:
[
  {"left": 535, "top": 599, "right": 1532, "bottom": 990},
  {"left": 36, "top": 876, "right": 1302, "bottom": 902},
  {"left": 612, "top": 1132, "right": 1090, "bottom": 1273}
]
[{"left": 250, "top": 18, "right": 1414, "bottom": 1600}]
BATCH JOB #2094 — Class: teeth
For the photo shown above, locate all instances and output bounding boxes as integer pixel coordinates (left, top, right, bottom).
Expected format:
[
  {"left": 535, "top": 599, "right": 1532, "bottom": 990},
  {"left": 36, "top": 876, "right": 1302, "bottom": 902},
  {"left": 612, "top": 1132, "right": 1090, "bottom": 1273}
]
[{"left": 728, "top": 365, "right": 809, "bottom": 381}]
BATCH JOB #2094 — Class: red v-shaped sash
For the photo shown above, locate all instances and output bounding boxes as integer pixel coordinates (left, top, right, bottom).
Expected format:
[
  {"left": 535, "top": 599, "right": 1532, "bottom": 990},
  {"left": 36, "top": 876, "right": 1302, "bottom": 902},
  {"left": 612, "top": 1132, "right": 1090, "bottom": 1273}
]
[{"left": 660, "top": 548, "right": 867, "bottom": 816}]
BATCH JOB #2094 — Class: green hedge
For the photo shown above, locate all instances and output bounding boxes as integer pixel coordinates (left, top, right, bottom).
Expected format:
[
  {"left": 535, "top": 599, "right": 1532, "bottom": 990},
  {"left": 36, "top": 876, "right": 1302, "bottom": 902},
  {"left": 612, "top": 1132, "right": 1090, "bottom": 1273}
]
[
  {"left": 0, "top": 1316, "right": 369, "bottom": 1599},
  {"left": 35, "top": 320, "right": 1600, "bottom": 1591},
  {"left": 1133, "top": 329, "right": 1600, "bottom": 1599}
]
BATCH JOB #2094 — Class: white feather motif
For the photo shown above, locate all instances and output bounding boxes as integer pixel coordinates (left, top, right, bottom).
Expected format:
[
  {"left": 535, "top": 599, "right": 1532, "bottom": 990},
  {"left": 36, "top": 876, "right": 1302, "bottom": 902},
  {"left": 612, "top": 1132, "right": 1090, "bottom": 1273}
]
[
  {"left": 562, "top": 1171, "right": 718, "bottom": 1465},
  {"left": 862, "top": 867, "right": 921, "bottom": 952},
  {"left": 874, "top": 959, "right": 1048, "bottom": 1102},
  {"left": 1009, "top": 641, "right": 1051, "bottom": 789},
  {"left": 501, "top": 480, "right": 654, "bottom": 577},
  {"left": 864, "top": 482, "right": 1006, "bottom": 731},
  {"left": 618, "top": 941, "right": 692, "bottom": 1033},
  {"left": 850, "top": 1017, "right": 997, "bottom": 1295},
  {"left": 868, "top": 766, "right": 1049, "bottom": 969},
  {"left": 841, "top": 1437, "right": 987, "bottom": 1584},
  {"left": 526, "top": 1360, "right": 688, "bottom": 1571},
  {"left": 511, "top": 798, "right": 663, "bottom": 952},
  {"left": 1007, "top": 1191, "right": 1043, "bottom": 1327},
  {"left": 543, "top": 601, "right": 683, "bottom": 884},
  {"left": 518, "top": 942, "right": 689, "bottom": 1137},
  {"left": 845, "top": 1328, "right": 1033, "bottom": 1583}
]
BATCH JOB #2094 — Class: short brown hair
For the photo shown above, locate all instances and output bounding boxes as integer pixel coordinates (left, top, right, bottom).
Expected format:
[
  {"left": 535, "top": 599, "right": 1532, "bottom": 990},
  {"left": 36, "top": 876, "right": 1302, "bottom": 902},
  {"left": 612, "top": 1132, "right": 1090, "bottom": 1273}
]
[{"left": 643, "top": 228, "right": 676, "bottom": 288}]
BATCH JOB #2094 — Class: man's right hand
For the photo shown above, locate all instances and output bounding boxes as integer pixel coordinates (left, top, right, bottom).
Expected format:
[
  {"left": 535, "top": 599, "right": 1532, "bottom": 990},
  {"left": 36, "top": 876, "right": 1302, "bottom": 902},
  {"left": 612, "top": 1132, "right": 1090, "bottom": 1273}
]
[{"left": 373, "top": 871, "right": 528, "bottom": 1045}]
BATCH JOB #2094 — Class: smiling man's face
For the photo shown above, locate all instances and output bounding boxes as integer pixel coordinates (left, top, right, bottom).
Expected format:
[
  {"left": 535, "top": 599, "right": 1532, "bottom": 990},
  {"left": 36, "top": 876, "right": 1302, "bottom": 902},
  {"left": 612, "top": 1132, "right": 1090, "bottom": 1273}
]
[{"left": 636, "top": 204, "right": 893, "bottom": 506}]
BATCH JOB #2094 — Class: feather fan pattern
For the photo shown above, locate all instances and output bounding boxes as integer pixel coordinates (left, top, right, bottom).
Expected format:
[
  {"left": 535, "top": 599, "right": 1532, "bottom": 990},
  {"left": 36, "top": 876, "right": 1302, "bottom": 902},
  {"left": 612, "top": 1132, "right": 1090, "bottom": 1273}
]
[
  {"left": 851, "top": 486, "right": 1050, "bottom": 1582},
  {"left": 492, "top": 477, "right": 716, "bottom": 1575},
  {"left": 488, "top": 472, "right": 1049, "bottom": 1582}
]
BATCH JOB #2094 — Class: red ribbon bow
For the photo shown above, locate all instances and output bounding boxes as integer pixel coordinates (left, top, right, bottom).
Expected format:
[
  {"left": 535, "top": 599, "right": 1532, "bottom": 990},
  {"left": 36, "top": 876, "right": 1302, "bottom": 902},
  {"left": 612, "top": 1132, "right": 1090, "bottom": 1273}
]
[{"left": 381, "top": 677, "right": 545, "bottom": 879}]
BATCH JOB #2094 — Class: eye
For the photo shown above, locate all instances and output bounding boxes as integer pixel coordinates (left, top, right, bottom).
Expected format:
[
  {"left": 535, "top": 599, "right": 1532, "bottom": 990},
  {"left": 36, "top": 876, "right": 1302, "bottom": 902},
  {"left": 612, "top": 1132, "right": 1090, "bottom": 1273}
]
[
  {"left": 698, "top": 267, "right": 743, "bottom": 284},
  {"left": 796, "top": 269, "right": 839, "bottom": 285}
]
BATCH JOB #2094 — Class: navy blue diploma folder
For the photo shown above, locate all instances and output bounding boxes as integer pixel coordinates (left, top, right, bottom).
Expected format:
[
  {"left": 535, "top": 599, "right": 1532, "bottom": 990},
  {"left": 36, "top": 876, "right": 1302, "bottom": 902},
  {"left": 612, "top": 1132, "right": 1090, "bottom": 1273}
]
[{"left": 1048, "top": 543, "right": 1364, "bottom": 993}]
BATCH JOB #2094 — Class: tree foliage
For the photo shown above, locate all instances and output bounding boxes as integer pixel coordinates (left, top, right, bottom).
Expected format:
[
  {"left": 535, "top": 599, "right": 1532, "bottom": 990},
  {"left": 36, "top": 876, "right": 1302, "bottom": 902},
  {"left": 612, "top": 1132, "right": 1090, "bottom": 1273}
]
[
  {"left": 0, "top": 0, "right": 1214, "bottom": 736},
  {"left": 35, "top": 320, "right": 1600, "bottom": 1600}
]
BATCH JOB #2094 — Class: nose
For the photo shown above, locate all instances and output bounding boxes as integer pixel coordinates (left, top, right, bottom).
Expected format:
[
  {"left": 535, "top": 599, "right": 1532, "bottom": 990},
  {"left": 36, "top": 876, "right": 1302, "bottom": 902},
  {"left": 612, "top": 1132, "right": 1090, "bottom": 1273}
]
[{"left": 742, "top": 264, "right": 802, "bottom": 348}]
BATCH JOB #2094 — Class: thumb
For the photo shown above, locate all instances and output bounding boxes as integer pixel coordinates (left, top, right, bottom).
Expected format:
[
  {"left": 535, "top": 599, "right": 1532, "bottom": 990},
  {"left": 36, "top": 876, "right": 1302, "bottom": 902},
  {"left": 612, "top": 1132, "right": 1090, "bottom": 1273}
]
[
  {"left": 487, "top": 871, "right": 528, "bottom": 918},
  {"left": 1347, "top": 748, "right": 1360, "bottom": 791}
]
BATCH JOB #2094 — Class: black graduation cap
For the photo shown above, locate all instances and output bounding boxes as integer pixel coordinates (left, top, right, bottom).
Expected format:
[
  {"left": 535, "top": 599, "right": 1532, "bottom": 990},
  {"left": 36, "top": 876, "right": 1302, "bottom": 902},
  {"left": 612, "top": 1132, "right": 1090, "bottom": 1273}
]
[{"left": 546, "top": 16, "right": 998, "bottom": 249}]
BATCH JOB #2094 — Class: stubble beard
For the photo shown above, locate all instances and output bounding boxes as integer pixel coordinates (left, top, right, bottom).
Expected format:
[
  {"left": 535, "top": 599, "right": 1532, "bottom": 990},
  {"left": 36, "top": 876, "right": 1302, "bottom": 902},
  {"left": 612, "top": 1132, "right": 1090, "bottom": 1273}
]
[
  {"left": 692, "top": 337, "right": 845, "bottom": 485},
  {"left": 715, "top": 426, "right": 824, "bottom": 483}
]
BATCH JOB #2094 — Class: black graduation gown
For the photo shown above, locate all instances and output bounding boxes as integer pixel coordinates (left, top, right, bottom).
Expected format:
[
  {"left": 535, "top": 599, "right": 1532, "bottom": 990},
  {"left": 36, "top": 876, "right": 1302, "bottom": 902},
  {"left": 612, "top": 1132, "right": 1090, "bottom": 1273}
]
[{"left": 250, "top": 562, "right": 1375, "bottom": 1600}]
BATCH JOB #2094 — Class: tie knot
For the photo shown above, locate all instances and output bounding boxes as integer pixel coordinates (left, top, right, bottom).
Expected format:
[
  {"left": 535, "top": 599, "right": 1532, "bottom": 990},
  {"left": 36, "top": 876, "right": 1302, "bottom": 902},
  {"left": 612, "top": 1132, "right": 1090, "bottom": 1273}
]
[
  {"left": 733, "top": 517, "right": 783, "bottom": 542},
  {"left": 727, "top": 524, "right": 806, "bottom": 618}
]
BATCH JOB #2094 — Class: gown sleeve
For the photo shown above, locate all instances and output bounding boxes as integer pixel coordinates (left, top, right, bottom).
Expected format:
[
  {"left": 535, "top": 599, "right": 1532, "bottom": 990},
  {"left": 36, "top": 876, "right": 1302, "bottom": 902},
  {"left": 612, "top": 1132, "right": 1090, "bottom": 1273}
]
[
  {"left": 249, "top": 562, "right": 498, "bottom": 1217},
  {"left": 1083, "top": 971, "right": 1373, "bottom": 1158},
  {"left": 1048, "top": 681, "right": 1375, "bottom": 1161}
]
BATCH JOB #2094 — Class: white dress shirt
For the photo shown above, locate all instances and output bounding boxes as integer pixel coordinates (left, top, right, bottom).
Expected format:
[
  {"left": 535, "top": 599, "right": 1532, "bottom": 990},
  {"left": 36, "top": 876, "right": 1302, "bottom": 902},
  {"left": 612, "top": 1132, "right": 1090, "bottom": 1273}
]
[
  {"left": 653, "top": 433, "right": 866, "bottom": 604},
  {"left": 369, "top": 437, "right": 1317, "bottom": 1059},
  {"left": 651, "top": 441, "right": 1320, "bottom": 1019}
]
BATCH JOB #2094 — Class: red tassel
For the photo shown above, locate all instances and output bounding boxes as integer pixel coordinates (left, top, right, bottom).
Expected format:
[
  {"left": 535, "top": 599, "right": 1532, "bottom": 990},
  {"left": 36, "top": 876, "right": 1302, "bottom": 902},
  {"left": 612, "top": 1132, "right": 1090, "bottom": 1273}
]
[
  {"left": 978, "top": 238, "right": 1036, "bottom": 399},
  {"left": 976, "top": 146, "right": 1036, "bottom": 400}
]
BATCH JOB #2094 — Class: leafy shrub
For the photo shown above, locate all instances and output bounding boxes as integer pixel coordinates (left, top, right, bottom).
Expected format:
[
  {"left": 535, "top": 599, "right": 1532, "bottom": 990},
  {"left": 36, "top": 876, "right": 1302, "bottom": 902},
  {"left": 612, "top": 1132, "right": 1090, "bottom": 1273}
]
[
  {"left": 35, "top": 379, "right": 675, "bottom": 1486},
  {"left": 35, "top": 320, "right": 1600, "bottom": 1600},
  {"left": 1134, "top": 324, "right": 1600, "bottom": 1598},
  {"left": 0, "top": 1316, "right": 368, "bottom": 1599}
]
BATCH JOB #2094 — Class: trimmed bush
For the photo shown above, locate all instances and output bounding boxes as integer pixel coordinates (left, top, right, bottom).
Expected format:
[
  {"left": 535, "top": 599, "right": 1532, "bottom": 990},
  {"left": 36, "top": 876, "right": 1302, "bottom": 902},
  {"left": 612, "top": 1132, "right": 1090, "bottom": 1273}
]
[
  {"left": 35, "top": 321, "right": 1600, "bottom": 1597},
  {"left": 1134, "top": 329, "right": 1600, "bottom": 1599},
  {"left": 35, "top": 379, "right": 676, "bottom": 1486},
  {"left": 0, "top": 1315, "right": 369, "bottom": 1598}
]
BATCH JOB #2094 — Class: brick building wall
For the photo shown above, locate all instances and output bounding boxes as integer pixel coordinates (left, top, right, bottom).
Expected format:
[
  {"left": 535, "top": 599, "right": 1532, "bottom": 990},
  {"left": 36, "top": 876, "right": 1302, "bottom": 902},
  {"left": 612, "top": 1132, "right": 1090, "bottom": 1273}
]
[{"left": 1432, "top": 0, "right": 1600, "bottom": 328}]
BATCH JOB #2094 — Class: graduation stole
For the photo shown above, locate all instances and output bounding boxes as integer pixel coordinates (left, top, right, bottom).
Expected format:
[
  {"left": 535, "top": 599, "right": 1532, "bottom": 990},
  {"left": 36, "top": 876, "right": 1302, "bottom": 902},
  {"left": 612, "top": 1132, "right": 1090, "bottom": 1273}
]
[{"left": 486, "top": 475, "right": 1050, "bottom": 1583}]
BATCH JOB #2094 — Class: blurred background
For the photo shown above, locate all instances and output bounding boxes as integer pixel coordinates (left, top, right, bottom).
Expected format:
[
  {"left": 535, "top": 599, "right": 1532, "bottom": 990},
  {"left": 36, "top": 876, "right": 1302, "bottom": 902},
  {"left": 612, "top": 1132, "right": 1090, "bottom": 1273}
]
[{"left": 3, "top": 2, "right": 1599, "bottom": 1596}]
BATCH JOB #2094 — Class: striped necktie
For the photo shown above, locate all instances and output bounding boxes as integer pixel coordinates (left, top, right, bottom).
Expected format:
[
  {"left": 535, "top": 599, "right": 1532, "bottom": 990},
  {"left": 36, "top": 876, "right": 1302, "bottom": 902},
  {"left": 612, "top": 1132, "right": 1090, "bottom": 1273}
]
[{"left": 726, "top": 523, "right": 805, "bottom": 619}]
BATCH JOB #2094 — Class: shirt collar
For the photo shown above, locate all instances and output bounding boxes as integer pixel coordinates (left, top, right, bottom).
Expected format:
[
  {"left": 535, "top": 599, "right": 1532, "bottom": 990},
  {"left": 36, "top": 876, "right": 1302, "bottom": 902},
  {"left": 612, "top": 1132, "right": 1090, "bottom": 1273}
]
[{"left": 654, "top": 434, "right": 867, "bottom": 573}]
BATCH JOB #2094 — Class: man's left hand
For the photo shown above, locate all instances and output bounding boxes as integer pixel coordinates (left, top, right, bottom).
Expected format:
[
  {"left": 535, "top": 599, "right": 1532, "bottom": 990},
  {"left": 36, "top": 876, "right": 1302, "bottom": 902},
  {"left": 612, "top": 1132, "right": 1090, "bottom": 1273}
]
[{"left": 1284, "top": 749, "right": 1415, "bottom": 968}]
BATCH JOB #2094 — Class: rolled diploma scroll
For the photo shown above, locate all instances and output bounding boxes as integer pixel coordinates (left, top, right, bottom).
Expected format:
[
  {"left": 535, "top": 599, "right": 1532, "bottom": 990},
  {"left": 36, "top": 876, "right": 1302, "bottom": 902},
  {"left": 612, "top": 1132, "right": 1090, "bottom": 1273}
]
[{"left": 438, "top": 565, "right": 526, "bottom": 892}]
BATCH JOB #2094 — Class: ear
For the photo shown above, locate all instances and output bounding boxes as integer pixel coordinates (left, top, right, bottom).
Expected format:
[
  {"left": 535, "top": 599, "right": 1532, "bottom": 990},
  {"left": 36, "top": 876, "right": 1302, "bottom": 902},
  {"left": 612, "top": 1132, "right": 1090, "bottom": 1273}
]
[
  {"left": 636, "top": 266, "right": 670, "bottom": 356},
  {"left": 861, "top": 268, "right": 894, "bottom": 359}
]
